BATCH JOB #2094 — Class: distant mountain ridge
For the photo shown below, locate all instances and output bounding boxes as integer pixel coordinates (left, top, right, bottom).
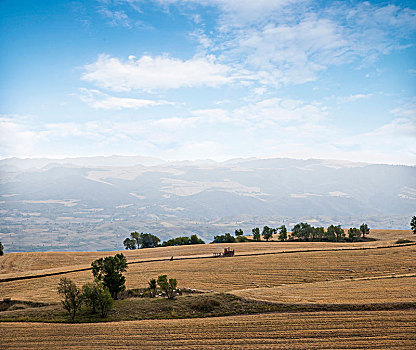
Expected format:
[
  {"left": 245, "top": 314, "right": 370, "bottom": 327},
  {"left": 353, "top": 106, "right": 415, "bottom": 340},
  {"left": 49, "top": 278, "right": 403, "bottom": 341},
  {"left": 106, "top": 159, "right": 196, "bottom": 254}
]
[{"left": 0, "top": 156, "right": 414, "bottom": 251}]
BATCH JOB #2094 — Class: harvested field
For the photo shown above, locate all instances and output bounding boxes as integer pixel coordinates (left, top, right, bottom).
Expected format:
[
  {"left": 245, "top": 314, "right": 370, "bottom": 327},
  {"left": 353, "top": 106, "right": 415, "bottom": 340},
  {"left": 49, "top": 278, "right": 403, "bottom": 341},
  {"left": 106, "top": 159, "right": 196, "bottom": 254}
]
[
  {"left": 1, "top": 244, "right": 415, "bottom": 303},
  {"left": 232, "top": 275, "right": 416, "bottom": 304},
  {"left": 1, "top": 229, "right": 411, "bottom": 278},
  {"left": 1, "top": 310, "right": 415, "bottom": 349}
]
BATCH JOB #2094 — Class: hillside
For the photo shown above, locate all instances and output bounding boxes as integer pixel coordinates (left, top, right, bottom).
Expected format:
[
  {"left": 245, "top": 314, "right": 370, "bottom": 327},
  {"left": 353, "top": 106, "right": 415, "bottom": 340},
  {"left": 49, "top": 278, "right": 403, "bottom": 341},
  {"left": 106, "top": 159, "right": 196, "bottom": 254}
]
[{"left": 0, "top": 156, "right": 415, "bottom": 252}]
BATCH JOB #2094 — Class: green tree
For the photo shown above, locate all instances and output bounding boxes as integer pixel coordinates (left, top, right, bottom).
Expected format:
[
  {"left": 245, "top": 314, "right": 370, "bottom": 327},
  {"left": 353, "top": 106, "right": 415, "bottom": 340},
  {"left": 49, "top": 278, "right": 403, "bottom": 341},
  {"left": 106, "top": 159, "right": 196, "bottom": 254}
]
[
  {"left": 291, "top": 222, "right": 313, "bottom": 241},
  {"left": 348, "top": 227, "right": 361, "bottom": 242},
  {"left": 235, "top": 229, "right": 244, "bottom": 237},
  {"left": 57, "top": 278, "right": 83, "bottom": 320},
  {"left": 212, "top": 233, "right": 236, "bottom": 243},
  {"left": 360, "top": 223, "right": 370, "bottom": 239},
  {"left": 148, "top": 278, "right": 157, "bottom": 298},
  {"left": 123, "top": 237, "right": 136, "bottom": 250},
  {"left": 138, "top": 233, "right": 160, "bottom": 248},
  {"left": 326, "top": 225, "right": 344, "bottom": 242},
  {"left": 91, "top": 253, "right": 128, "bottom": 299},
  {"left": 411, "top": 216, "right": 416, "bottom": 234},
  {"left": 252, "top": 227, "right": 261, "bottom": 241},
  {"left": 311, "top": 227, "right": 325, "bottom": 241},
  {"left": 0, "top": 242, "right": 3, "bottom": 256},
  {"left": 157, "top": 275, "right": 178, "bottom": 299},
  {"left": 262, "top": 226, "right": 274, "bottom": 241},
  {"left": 278, "top": 225, "right": 287, "bottom": 241},
  {"left": 190, "top": 234, "right": 205, "bottom": 244},
  {"left": 97, "top": 287, "right": 113, "bottom": 318},
  {"left": 82, "top": 282, "right": 100, "bottom": 314},
  {"left": 126, "top": 232, "right": 160, "bottom": 249}
]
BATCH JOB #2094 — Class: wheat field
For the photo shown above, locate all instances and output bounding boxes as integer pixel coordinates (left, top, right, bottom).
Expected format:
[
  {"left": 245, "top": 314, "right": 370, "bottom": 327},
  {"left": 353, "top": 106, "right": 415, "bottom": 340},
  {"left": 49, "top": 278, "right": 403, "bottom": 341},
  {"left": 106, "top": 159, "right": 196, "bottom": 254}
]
[
  {"left": 1, "top": 310, "right": 415, "bottom": 349},
  {"left": 0, "top": 230, "right": 415, "bottom": 348}
]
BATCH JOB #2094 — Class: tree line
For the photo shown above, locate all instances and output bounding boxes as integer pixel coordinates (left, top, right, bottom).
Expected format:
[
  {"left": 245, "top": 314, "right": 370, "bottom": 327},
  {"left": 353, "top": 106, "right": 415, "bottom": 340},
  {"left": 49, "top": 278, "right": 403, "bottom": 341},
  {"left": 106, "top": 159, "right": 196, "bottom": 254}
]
[{"left": 213, "top": 223, "right": 371, "bottom": 243}]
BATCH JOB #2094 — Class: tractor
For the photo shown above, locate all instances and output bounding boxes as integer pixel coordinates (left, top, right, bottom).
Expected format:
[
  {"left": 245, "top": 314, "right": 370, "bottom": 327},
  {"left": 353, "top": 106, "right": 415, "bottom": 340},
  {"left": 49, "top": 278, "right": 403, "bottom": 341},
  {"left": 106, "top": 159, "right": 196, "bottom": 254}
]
[{"left": 213, "top": 247, "right": 234, "bottom": 257}]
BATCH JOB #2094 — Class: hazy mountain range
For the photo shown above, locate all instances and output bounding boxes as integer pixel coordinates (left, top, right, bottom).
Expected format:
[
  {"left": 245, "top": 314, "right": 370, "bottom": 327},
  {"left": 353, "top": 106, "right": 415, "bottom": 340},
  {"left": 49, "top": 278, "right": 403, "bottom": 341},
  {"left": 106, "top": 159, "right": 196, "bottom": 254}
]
[{"left": 0, "top": 156, "right": 414, "bottom": 252}]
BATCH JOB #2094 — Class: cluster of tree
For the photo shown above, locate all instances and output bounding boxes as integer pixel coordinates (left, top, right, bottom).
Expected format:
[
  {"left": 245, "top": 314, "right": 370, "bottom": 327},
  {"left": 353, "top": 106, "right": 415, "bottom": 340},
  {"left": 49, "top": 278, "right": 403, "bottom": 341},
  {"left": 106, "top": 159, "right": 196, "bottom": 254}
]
[
  {"left": 124, "top": 232, "right": 206, "bottom": 249},
  {"left": 57, "top": 253, "right": 128, "bottom": 320},
  {"left": 123, "top": 232, "right": 160, "bottom": 250},
  {"left": 411, "top": 216, "right": 416, "bottom": 234},
  {"left": 162, "top": 235, "right": 205, "bottom": 246},
  {"left": 57, "top": 278, "right": 113, "bottom": 320},
  {"left": 212, "top": 226, "right": 286, "bottom": 243},
  {"left": 0, "top": 242, "right": 3, "bottom": 256},
  {"left": 290, "top": 222, "right": 370, "bottom": 242},
  {"left": 212, "top": 222, "right": 372, "bottom": 243},
  {"left": 148, "top": 275, "right": 178, "bottom": 299}
]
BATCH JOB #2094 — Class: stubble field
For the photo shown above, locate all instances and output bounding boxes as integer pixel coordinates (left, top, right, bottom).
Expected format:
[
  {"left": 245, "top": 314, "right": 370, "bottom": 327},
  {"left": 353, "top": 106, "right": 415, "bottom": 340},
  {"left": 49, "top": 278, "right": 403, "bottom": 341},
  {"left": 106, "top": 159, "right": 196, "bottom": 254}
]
[{"left": 0, "top": 229, "right": 415, "bottom": 349}]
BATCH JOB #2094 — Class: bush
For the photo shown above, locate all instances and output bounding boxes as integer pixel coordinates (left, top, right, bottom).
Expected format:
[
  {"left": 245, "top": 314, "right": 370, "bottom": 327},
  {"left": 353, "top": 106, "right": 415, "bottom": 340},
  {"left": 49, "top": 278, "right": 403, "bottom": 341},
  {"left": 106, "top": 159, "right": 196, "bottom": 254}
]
[
  {"left": 148, "top": 278, "right": 157, "bottom": 298},
  {"left": 191, "top": 297, "right": 220, "bottom": 312},
  {"left": 0, "top": 241, "right": 3, "bottom": 256},
  {"left": 82, "top": 282, "right": 113, "bottom": 317},
  {"left": 395, "top": 239, "right": 414, "bottom": 244},
  {"left": 157, "top": 275, "right": 178, "bottom": 299},
  {"left": 162, "top": 235, "right": 205, "bottom": 246},
  {"left": 57, "top": 278, "right": 83, "bottom": 320}
]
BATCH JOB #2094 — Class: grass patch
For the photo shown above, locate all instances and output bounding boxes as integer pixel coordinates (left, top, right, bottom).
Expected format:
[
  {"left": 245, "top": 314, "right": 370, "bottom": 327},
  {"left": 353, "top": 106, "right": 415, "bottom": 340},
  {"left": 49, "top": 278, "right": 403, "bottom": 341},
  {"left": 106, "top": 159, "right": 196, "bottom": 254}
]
[
  {"left": 395, "top": 239, "right": 414, "bottom": 244},
  {"left": 1, "top": 293, "right": 416, "bottom": 323}
]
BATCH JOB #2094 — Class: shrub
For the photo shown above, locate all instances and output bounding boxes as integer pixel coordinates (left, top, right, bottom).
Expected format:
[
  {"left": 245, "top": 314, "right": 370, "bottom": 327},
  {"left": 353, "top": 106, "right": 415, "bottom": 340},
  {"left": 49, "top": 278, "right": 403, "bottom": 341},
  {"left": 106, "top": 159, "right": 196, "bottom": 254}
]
[
  {"left": 191, "top": 297, "right": 220, "bottom": 312},
  {"left": 0, "top": 241, "right": 3, "bottom": 256},
  {"left": 157, "top": 275, "right": 178, "bottom": 299},
  {"left": 148, "top": 278, "right": 157, "bottom": 298},
  {"left": 57, "top": 278, "right": 83, "bottom": 320},
  {"left": 395, "top": 239, "right": 414, "bottom": 244}
]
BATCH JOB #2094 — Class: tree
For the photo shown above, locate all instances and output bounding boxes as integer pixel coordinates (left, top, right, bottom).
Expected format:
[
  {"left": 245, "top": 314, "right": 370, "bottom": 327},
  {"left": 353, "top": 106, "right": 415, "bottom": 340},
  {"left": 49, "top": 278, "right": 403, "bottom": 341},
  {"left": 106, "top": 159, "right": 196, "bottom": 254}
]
[
  {"left": 411, "top": 216, "right": 416, "bottom": 235},
  {"left": 138, "top": 233, "right": 160, "bottom": 248},
  {"left": 91, "top": 253, "right": 128, "bottom": 299},
  {"left": 291, "top": 222, "right": 313, "bottom": 241},
  {"left": 262, "top": 226, "right": 274, "bottom": 241},
  {"left": 157, "top": 275, "right": 178, "bottom": 299},
  {"left": 57, "top": 278, "right": 83, "bottom": 320},
  {"left": 123, "top": 237, "right": 136, "bottom": 250},
  {"left": 360, "top": 223, "right": 370, "bottom": 239},
  {"left": 124, "top": 232, "right": 161, "bottom": 249},
  {"left": 212, "top": 233, "right": 236, "bottom": 243},
  {"left": 97, "top": 287, "right": 113, "bottom": 318},
  {"left": 348, "top": 227, "right": 361, "bottom": 242},
  {"left": 252, "top": 227, "right": 261, "bottom": 241},
  {"left": 163, "top": 235, "right": 205, "bottom": 246},
  {"left": 0, "top": 242, "right": 3, "bottom": 256},
  {"left": 326, "top": 225, "right": 344, "bottom": 242},
  {"left": 82, "top": 282, "right": 100, "bottom": 314},
  {"left": 148, "top": 278, "right": 157, "bottom": 298},
  {"left": 190, "top": 234, "right": 205, "bottom": 244},
  {"left": 82, "top": 282, "right": 113, "bottom": 317},
  {"left": 235, "top": 229, "right": 244, "bottom": 237},
  {"left": 278, "top": 225, "right": 287, "bottom": 241},
  {"left": 312, "top": 227, "right": 325, "bottom": 241}
]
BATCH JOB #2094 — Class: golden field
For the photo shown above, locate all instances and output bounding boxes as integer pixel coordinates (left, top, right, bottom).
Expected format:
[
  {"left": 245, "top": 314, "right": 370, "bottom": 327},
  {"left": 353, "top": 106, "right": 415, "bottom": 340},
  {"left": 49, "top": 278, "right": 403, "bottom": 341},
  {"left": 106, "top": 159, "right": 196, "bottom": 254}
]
[
  {"left": 0, "top": 229, "right": 415, "bottom": 348},
  {"left": 0, "top": 229, "right": 412, "bottom": 279},
  {"left": 1, "top": 310, "right": 415, "bottom": 349},
  {"left": 0, "top": 243, "right": 414, "bottom": 303}
]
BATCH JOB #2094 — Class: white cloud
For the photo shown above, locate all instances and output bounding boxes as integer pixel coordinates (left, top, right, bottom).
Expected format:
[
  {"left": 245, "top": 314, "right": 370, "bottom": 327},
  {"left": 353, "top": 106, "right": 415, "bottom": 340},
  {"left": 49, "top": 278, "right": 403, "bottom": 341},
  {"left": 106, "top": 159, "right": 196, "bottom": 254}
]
[
  {"left": 79, "top": 88, "right": 173, "bottom": 110},
  {"left": 82, "top": 54, "right": 234, "bottom": 92},
  {"left": 337, "top": 94, "right": 373, "bottom": 104}
]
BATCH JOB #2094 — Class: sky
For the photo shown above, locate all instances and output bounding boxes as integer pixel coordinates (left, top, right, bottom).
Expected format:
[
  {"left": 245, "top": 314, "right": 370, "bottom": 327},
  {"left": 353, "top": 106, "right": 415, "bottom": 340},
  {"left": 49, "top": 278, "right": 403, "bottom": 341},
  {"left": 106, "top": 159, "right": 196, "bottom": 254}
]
[{"left": 0, "top": 0, "right": 415, "bottom": 164}]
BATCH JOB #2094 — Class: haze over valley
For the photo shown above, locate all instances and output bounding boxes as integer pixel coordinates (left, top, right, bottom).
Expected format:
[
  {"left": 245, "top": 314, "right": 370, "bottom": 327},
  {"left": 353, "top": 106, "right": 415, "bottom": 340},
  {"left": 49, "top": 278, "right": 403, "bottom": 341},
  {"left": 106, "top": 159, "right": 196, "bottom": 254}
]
[{"left": 1, "top": 156, "right": 414, "bottom": 252}]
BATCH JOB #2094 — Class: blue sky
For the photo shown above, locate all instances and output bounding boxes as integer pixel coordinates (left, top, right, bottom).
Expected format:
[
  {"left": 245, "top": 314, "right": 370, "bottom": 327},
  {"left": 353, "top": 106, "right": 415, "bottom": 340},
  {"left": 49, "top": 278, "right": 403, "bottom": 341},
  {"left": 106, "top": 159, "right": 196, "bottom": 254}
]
[{"left": 1, "top": 0, "right": 415, "bottom": 164}]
